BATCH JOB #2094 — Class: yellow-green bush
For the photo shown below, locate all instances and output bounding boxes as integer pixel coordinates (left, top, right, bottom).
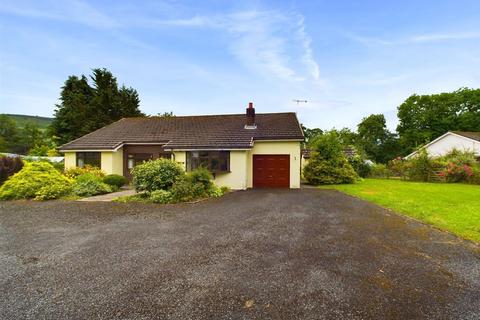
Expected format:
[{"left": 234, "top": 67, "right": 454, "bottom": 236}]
[
  {"left": 34, "top": 181, "right": 73, "bottom": 200},
  {"left": 72, "top": 173, "right": 113, "bottom": 197},
  {"left": 64, "top": 165, "right": 105, "bottom": 179},
  {"left": 0, "top": 162, "right": 73, "bottom": 200}
]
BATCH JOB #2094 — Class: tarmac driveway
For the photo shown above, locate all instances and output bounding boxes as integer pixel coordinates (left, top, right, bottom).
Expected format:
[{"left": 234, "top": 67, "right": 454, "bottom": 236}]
[{"left": 0, "top": 189, "right": 479, "bottom": 319}]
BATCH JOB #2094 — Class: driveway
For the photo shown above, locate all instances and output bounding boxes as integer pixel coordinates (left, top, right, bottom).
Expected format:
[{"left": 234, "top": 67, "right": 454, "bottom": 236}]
[{"left": 0, "top": 189, "right": 479, "bottom": 319}]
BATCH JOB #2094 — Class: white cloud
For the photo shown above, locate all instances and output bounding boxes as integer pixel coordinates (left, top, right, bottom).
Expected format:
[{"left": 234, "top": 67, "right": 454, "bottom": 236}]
[
  {"left": 223, "top": 10, "right": 303, "bottom": 82},
  {"left": 129, "top": 9, "right": 321, "bottom": 83},
  {"left": 410, "top": 32, "right": 480, "bottom": 43},
  {"left": 346, "top": 31, "right": 480, "bottom": 46},
  {"left": 296, "top": 16, "right": 320, "bottom": 81},
  {"left": 0, "top": 0, "right": 119, "bottom": 29}
]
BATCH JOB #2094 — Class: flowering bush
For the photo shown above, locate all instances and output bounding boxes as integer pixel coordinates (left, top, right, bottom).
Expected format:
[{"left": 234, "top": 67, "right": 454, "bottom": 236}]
[
  {"left": 440, "top": 162, "right": 474, "bottom": 183},
  {"left": 64, "top": 165, "right": 105, "bottom": 179},
  {"left": 387, "top": 149, "right": 479, "bottom": 184}
]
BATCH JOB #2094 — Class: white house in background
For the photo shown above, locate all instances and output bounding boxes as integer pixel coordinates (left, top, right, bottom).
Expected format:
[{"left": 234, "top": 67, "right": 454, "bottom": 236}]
[{"left": 405, "top": 131, "right": 480, "bottom": 159}]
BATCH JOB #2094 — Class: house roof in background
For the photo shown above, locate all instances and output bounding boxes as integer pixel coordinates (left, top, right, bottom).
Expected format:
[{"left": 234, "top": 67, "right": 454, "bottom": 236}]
[
  {"left": 301, "top": 146, "right": 357, "bottom": 159},
  {"left": 452, "top": 131, "right": 480, "bottom": 142},
  {"left": 404, "top": 130, "right": 480, "bottom": 159},
  {"left": 59, "top": 113, "right": 304, "bottom": 151}
]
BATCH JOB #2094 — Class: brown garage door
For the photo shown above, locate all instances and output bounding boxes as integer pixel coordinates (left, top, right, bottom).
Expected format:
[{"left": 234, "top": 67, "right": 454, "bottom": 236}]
[{"left": 253, "top": 155, "right": 290, "bottom": 188}]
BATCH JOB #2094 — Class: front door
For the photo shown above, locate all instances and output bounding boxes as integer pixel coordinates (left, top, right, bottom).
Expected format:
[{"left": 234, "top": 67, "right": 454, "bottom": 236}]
[
  {"left": 123, "top": 145, "right": 172, "bottom": 180},
  {"left": 125, "top": 153, "right": 153, "bottom": 180}
]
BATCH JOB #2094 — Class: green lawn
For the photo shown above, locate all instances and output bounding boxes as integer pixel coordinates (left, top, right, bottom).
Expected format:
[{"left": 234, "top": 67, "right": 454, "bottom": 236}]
[{"left": 320, "top": 179, "right": 480, "bottom": 242}]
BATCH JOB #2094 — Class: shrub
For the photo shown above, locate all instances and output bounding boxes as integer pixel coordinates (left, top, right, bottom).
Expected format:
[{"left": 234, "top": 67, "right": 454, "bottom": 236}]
[
  {"left": 388, "top": 157, "right": 407, "bottom": 179},
  {"left": 468, "top": 166, "right": 480, "bottom": 185},
  {"left": 132, "top": 159, "right": 184, "bottom": 192},
  {"left": 103, "top": 174, "right": 127, "bottom": 188},
  {"left": 440, "top": 162, "right": 474, "bottom": 183},
  {"left": 441, "top": 149, "right": 477, "bottom": 167},
  {"left": 208, "top": 185, "right": 225, "bottom": 198},
  {"left": 187, "top": 167, "right": 213, "bottom": 190},
  {"left": 0, "top": 155, "right": 24, "bottom": 185},
  {"left": 406, "top": 149, "right": 435, "bottom": 182},
  {"left": 0, "top": 161, "right": 72, "bottom": 200},
  {"left": 72, "top": 173, "right": 113, "bottom": 197},
  {"left": 369, "top": 163, "right": 390, "bottom": 178},
  {"left": 303, "top": 132, "right": 358, "bottom": 185},
  {"left": 64, "top": 165, "right": 105, "bottom": 179},
  {"left": 348, "top": 155, "right": 371, "bottom": 178},
  {"left": 220, "top": 186, "right": 230, "bottom": 194},
  {"left": 170, "top": 178, "right": 205, "bottom": 202},
  {"left": 34, "top": 182, "right": 73, "bottom": 200},
  {"left": 149, "top": 189, "right": 173, "bottom": 204},
  {"left": 303, "top": 158, "right": 358, "bottom": 185}
]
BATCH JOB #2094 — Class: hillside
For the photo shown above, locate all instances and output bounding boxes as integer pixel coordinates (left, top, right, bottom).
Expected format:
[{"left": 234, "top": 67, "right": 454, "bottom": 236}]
[{"left": 2, "top": 114, "right": 53, "bottom": 129}]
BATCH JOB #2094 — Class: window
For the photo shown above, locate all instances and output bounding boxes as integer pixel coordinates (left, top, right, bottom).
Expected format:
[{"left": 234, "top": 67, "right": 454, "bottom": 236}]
[
  {"left": 76, "top": 152, "right": 101, "bottom": 168},
  {"left": 127, "top": 153, "right": 153, "bottom": 170},
  {"left": 186, "top": 151, "right": 230, "bottom": 173}
]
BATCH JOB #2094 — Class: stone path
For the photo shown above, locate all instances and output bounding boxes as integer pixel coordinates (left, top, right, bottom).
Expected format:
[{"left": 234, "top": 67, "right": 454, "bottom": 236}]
[{"left": 77, "top": 188, "right": 136, "bottom": 202}]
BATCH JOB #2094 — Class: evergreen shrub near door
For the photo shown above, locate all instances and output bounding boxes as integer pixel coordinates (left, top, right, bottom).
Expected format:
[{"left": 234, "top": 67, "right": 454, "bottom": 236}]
[
  {"left": 118, "top": 164, "right": 229, "bottom": 204},
  {"left": 131, "top": 158, "right": 185, "bottom": 192}
]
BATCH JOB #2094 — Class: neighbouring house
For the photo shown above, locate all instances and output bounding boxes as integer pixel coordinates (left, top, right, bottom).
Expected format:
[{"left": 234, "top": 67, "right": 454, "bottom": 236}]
[
  {"left": 301, "top": 146, "right": 358, "bottom": 169},
  {"left": 405, "top": 131, "right": 480, "bottom": 159},
  {"left": 58, "top": 103, "right": 304, "bottom": 189}
]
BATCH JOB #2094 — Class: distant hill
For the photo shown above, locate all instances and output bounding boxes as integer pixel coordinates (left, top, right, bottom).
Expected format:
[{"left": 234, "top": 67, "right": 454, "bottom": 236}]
[{"left": 2, "top": 114, "right": 53, "bottom": 129}]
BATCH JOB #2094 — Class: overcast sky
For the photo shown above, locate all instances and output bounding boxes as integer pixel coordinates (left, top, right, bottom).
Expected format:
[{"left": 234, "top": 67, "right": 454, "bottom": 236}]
[{"left": 1, "top": 0, "right": 479, "bottom": 131}]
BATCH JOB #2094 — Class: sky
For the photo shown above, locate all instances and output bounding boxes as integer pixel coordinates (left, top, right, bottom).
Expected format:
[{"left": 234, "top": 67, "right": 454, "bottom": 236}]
[{"left": 1, "top": 0, "right": 479, "bottom": 131}]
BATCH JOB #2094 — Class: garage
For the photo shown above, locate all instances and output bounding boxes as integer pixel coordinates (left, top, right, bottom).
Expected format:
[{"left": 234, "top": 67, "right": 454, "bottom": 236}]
[{"left": 253, "top": 155, "right": 290, "bottom": 188}]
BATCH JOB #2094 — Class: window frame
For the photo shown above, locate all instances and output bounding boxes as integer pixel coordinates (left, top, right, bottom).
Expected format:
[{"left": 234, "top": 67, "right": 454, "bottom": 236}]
[
  {"left": 186, "top": 151, "right": 230, "bottom": 173},
  {"left": 76, "top": 152, "right": 101, "bottom": 168}
]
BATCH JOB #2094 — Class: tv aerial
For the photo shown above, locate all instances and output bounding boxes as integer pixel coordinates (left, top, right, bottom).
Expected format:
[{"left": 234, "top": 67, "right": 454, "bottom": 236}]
[{"left": 293, "top": 99, "right": 308, "bottom": 105}]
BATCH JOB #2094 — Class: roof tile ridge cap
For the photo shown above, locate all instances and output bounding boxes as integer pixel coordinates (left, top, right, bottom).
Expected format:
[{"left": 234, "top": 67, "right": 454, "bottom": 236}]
[
  {"left": 58, "top": 118, "right": 127, "bottom": 148},
  {"left": 155, "top": 113, "right": 245, "bottom": 118},
  {"left": 453, "top": 130, "right": 480, "bottom": 134}
]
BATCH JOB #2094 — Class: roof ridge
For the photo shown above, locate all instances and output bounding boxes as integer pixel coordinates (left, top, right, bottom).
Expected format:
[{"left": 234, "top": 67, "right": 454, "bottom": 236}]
[{"left": 123, "top": 112, "right": 296, "bottom": 120}]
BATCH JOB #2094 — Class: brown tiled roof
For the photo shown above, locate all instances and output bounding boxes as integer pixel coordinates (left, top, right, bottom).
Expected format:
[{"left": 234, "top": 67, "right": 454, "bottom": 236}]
[
  {"left": 59, "top": 112, "right": 304, "bottom": 151},
  {"left": 452, "top": 131, "right": 480, "bottom": 142}
]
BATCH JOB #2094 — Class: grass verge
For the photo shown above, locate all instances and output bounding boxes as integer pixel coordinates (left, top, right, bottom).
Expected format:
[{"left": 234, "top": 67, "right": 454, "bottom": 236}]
[{"left": 320, "top": 179, "right": 480, "bottom": 242}]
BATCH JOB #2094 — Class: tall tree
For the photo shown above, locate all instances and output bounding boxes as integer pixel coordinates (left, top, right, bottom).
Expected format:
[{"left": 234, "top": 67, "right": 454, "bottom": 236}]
[
  {"left": 20, "top": 121, "right": 43, "bottom": 154},
  {"left": 397, "top": 87, "right": 480, "bottom": 154},
  {"left": 0, "top": 115, "right": 21, "bottom": 153},
  {"left": 50, "top": 68, "right": 144, "bottom": 144},
  {"left": 301, "top": 125, "right": 323, "bottom": 146},
  {"left": 357, "top": 114, "right": 400, "bottom": 163},
  {"left": 50, "top": 75, "right": 93, "bottom": 144}
]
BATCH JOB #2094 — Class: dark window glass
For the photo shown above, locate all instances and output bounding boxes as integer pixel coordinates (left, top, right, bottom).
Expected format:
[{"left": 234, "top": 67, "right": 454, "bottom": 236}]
[
  {"left": 127, "top": 153, "right": 153, "bottom": 170},
  {"left": 76, "top": 152, "right": 101, "bottom": 168},
  {"left": 186, "top": 151, "right": 230, "bottom": 173}
]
